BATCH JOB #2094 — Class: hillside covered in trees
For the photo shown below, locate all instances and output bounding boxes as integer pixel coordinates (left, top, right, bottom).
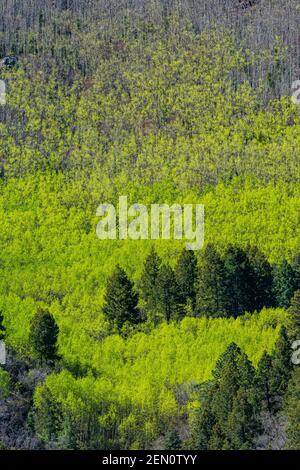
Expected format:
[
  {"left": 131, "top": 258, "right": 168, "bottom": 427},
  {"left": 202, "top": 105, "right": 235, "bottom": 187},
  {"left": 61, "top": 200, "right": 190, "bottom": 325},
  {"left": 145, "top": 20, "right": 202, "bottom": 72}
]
[{"left": 0, "top": 0, "right": 300, "bottom": 451}]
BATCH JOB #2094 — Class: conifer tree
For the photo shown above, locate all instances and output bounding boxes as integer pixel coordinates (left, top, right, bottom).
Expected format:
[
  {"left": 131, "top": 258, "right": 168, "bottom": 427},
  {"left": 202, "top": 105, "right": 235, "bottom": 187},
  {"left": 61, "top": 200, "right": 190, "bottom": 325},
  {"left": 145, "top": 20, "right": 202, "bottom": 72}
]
[
  {"left": 103, "top": 265, "right": 140, "bottom": 329},
  {"left": 269, "top": 326, "right": 293, "bottom": 397},
  {"left": 256, "top": 351, "right": 273, "bottom": 411},
  {"left": 226, "top": 387, "right": 259, "bottom": 450},
  {"left": 213, "top": 343, "right": 242, "bottom": 380},
  {"left": 191, "top": 382, "right": 218, "bottom": 450},
  {"left": 139, "top": 247, "right": 161, "bottom": 312},
  {"left": 195, "top": 244, "right": 229, "bottom": 318},
  {"left": 272, "top": 260, "right": 298, "bottom": 308},
  {"left": 175, "top": 249, "right": 197, "bottom": 311},
  {"left": 193, "top": 343, "right": 260, "bottom": 450},
  {"left": 287, "top": 290, "right": 300, "bottom": 339},
  {"left": 246, "top": 245, "right": 274, "bottom": 310},
  {"left": 212, "top": 363, "right": 240, "bottom": 431},
  {"left": 29, "top": 309, "right": 59, "bottom": 365},
  {"left": 223, "top": 245, "right": 255, "bottom": 317},
  {"left": 156, "top": 264, "right": 179, "bottom": 323}
]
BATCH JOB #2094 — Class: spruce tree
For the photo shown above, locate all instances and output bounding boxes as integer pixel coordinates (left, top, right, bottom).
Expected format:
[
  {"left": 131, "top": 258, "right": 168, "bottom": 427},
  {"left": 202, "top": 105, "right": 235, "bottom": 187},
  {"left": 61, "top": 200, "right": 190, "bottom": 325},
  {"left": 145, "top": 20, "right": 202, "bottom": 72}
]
[
  {"left": 213, "top": 342, "right": 242, "bottom": 380},
  {"left": 103, "top": 265, "right": 140, "bottom": 329},
  {"left": 193, "top": 343, "right": 260, "bottom": 450},
  {"left": 195, "top": 244, "right": 229, "bottom": 318},
  {"left": 272, "top": 260, "right": 297, "bottom": 308},
  {"left": 156, "top": 264, "right": 179, "bottom": 323},
  {"left": 256, "top": 351, "right": 273, "bottom": 411},
  {"left": 223, "top": 245, "right": 255, "bottom": 317},
  {"left": 288, "top": 289, "right": 300, "bottom": 339},
  {"left": 269, "top": 326, "right": 293, "bottom": 397},
  {"left": 191, "top": 382, "right": 218, "bottom": 450},
  {"left": 175, "top": 249, "right": 197, "bottom": 311},
  {"left": 139, "top": 247, "right": 161, "bottom": 312},
  {"left": 29, "top": 309, "right": 59, "bottom": 365},
  {"left": 226, "top": 387, "right": 259, "bottom": 450},
  {"left": 237, "top": 352, "right": 257, "bottom": 399},
  {"left": 212, "top": 363, "right": 240, "bottom": 432},
  {"left": 246, "top": 245, "right": 274, "bottom": 310}
]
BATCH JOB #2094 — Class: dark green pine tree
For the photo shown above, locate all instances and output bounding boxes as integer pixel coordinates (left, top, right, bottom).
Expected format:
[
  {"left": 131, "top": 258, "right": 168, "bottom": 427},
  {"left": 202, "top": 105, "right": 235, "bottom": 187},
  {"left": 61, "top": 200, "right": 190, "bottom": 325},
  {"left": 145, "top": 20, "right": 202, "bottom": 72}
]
[
  {"left": 256, "top": 351, "right": 273, "bottom": 411},
  {"left": 139, "top": 247, "right": 161, "bottom": 312},
  {"left": 272, "top": 260, "right": 298, "bottom": 308},
  {"left": 226, "top": 387, "right": 259, "bottom": 450},
  {"left": 191, "top": 382, "right": 218, "bottom": 450},
  {"left": 288, "top": 290, "right": 300, "bottom": 339},
  {"left": 0, "top": 310, "right": 5, "bottom": 340},
  {"left": 213, "top": 345, "right": 257, "bottom": 411},
  {"left": 175, "top": 249, "right": 197, "bottom": 311},
  {"left": 164, "top": 429, "right": 182, "bottom": 450},
  {"left": 103, "top": 265, "right": 140, "bottom": 329},
  {"left": 193, "top": 343, "right": 260, "bottom": 450},
  {"left": 211, "top": 363, "right": 241, "bottom": 436},
  {"left": 213, "top": 342, "right": 243, "bottom": 380},
  {"left": 246, "top": 245, "right": 274, "bottom": 310},
  {"left": 195, "top": 244, "right": 229, "bottom": 318},
  {"left": 237, "top": 352, "right": 257, "bottom": 397},
  {"left": 269, "top": 326, "right": 293, "bottom": 397},
  {"left": 223, "top": 245, "right": 255, "bottom": 317},
  {"left": 156, "top": 264, "right": 180, "bottom": 323},
  {"left": 29, "top": 309, "right": 59, "bottom": 365}
]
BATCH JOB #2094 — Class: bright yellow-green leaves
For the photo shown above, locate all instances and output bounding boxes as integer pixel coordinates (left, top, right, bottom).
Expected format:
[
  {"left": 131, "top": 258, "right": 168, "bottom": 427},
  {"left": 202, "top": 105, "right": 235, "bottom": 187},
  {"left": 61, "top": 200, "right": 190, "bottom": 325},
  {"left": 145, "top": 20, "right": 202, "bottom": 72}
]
[{"left": 34, "top": 308, "right": 286, "bottom": 449}]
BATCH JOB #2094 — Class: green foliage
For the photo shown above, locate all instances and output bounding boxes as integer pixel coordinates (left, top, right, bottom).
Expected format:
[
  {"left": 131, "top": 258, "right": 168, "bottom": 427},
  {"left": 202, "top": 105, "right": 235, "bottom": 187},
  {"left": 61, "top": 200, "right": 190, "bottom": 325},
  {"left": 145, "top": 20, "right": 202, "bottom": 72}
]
[
  {"left": 223, "top": 245, "right": 256, "bottom": 317},
  {"left": 29, "top": 309, "right": 59, "bottom": 365},
  {"left": 288, "top": 290, "right": 300, "bottom": 339},
  {"left": 34, "top": 372, "right": 112, "bottom": 449},
  {"left": 0, "top": 3, "right": 299, "bottom": 450},
  {"left": 273, "top": 261, "right": 299, "bottom": 308},
  {"left": 269, "top": 326, "right": 293, "bottom": 398},
  {"left": 192, "top": 342, "right": 260, "bottom": 450},
  {"left": 0, "top": 176, "right": 298, "bottom": 360},
  {"left": 156, "top": 264, "right": 180, "bottom": 322},
  {"left": 256, "top": 352, "right": 273, "bottom": 411},
  {"left": 256, "top": 327, "right": 293, "bottom": 413},
  {"left": 34, "top": 385, "right": 63, "bottom": 444},
  {"left": 139, "top": 247, "right": 161, "bottom": 316},
  {"left": 196, "top": 244, "right": 229, "bottom": 318},
  {"left": 33, "top": 309, "right": 285, "bottom": 449},
  {"left": 226, "top": 387, "right": 259, "bottom": 450},
  {"left": 246, "top": 245, "right": 274, "bottom": 310},
  {"left": 1, "top": 21, "right": 300, "bottom": 186},
  {"left": 196, "top": 244, "right": 276, "bottom": 318},
  {"left": 175, "top": 249, "right": 197, "bottom": 311},
  {"left": 103, "top": 265, "right": 141, "bottom": 330}
]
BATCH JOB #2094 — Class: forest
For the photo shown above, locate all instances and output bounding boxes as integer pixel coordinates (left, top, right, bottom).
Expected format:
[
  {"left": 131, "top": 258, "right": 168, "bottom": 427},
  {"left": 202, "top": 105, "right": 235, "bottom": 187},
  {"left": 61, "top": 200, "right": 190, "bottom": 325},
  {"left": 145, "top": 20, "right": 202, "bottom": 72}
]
[{"left": 0, "top": 0, "right": 300, "bottom": 451}]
